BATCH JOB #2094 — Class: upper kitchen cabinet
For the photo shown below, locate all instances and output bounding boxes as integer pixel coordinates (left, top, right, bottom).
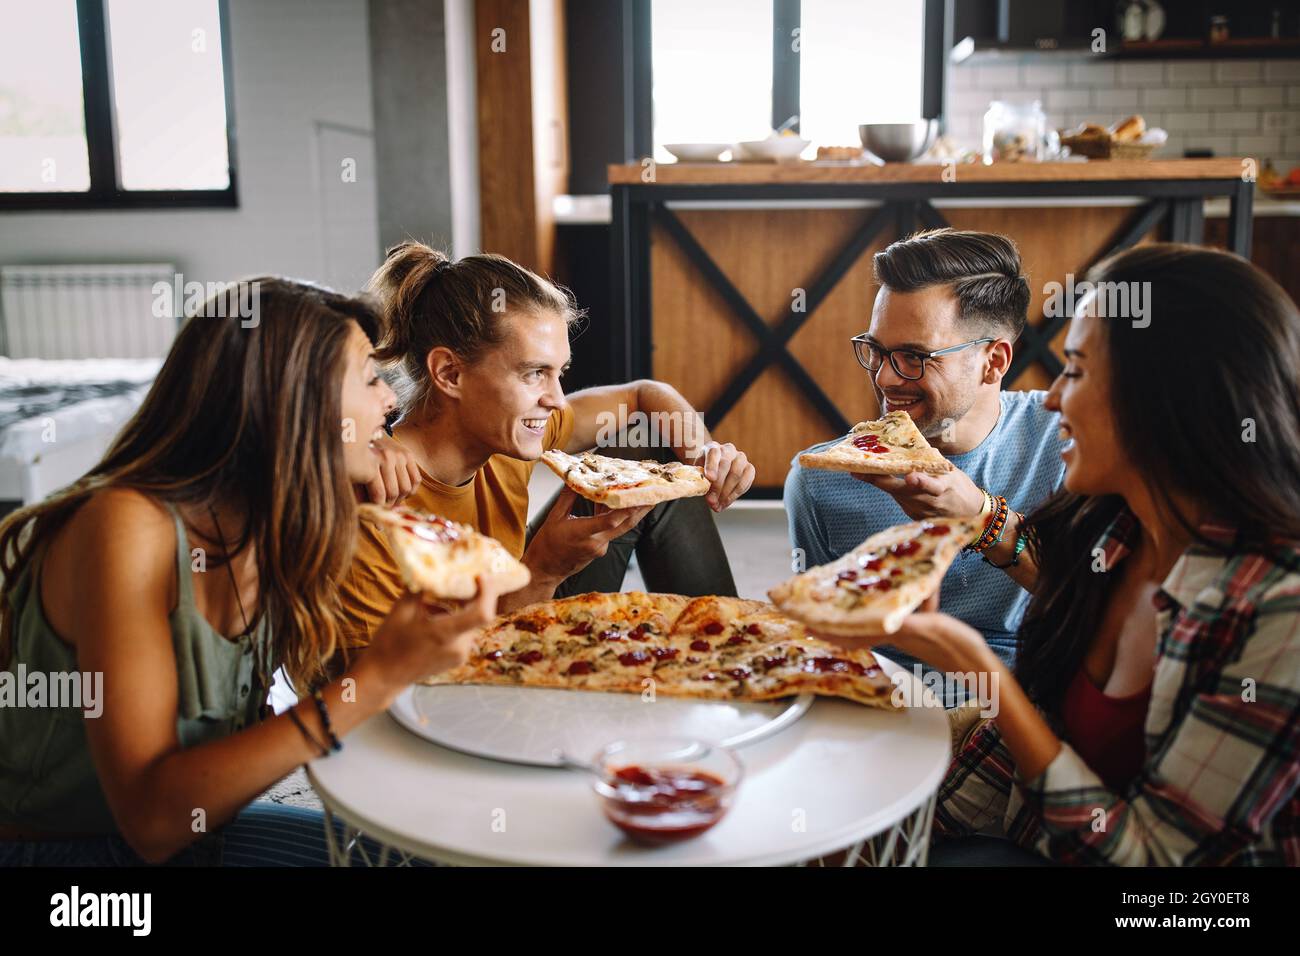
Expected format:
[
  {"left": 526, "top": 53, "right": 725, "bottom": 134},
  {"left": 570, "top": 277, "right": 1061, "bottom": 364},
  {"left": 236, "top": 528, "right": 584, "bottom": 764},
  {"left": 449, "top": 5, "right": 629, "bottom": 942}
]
[{"left": 951, "top": 0, "right": 1300, "bottom": 62}]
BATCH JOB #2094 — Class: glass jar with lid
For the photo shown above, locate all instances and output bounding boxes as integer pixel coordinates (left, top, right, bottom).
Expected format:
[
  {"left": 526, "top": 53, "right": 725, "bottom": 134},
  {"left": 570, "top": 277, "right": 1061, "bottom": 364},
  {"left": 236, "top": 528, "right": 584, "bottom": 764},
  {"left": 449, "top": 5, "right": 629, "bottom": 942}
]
[{"left": 983, "top": 100, "right": 1046, "bottom": 163}]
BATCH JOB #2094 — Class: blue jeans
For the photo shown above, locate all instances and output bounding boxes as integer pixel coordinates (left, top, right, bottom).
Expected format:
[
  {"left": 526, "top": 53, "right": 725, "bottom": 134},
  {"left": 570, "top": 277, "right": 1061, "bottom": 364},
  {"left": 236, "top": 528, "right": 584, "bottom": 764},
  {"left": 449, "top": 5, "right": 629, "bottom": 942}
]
[{"left": 0, "top": 802, "right": 432, "bottom": 867}]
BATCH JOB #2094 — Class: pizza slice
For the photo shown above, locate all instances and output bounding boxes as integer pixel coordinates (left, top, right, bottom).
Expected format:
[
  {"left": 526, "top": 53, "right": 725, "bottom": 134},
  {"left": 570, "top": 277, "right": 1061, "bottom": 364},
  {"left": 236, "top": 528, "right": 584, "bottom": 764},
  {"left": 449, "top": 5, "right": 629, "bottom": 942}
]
[
  {"left": 359, "top": 503, "right": 531, "bottom": 601},
  {"left": 663, "top": 596, "right": 898, "bottom": 709},
  {"left": 768, "top": 517, "right": 982, "bottom": 636},
  {"left": 540, "top": 449, "right": 711, "bottom": 509},
  {"left": 797, "top": 410, "right": 952, "bottom": 476}
]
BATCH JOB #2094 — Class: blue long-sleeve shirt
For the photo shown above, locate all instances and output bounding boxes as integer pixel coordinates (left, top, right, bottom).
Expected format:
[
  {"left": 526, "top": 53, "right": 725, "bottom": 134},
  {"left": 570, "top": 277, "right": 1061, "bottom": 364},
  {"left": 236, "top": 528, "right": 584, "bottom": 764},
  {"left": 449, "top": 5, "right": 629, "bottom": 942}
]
[{"left": 784, "top": 390, "right": 1066, "bottom": 704}]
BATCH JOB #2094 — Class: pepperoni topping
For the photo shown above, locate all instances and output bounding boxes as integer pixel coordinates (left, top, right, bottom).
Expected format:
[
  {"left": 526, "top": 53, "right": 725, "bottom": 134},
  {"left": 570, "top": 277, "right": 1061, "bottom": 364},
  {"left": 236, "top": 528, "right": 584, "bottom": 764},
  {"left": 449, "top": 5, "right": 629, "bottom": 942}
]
[
  {"left": 702, "top": 621, "right": 725, "bottom": 635},
  {"left": 727, "top": 667, "right": 751, "bottom": 681},
  {"left": 701, "top": 672, "right": 719, "bottom": 681},
  {"left": 484, "top": 650, "right": 503, "bottom": 661},
  {"left": 566, "top": 660, "right": 594, "bottom": 675},
  {"left": 860, "top": 556, "right": 884, "bottom": 571},
  {"left": 744, "top": 623, "right": 763, "bottom": 635},
  {"left": 618, "top": 650, "right": 650, "bottom": 667},
  {"left": 515, "top": 649, "right": 544, "bottom": 665},
  {"left": 804, "top": 656, "right": 867, "bottom": 676},
  {"left": 922, "top": 523, "right": 951, "bottom": 536},
  {"left": 651, "top": 647, "right": 679, "bottom": 661},
  {"left": 598, "top": 629, "right": 625, "bottom": 642},
  {"left": 760, "top": 656, "right": 787, "bottom": 671},
  {"left": 690, "top": 640, "right": 711, "bottom": 652},
  {"left": 837, "top": 569, "right": 859, "bottom": 581},
  {"left": 889, "top": 540, "right": 921, "bottom": 557},
  {"left": 856, "top": 577, "right": 892, "bottom": 591},
  {"left": 628, "top": 624, "right": 651, "bottom": 641},
  {"left": 726, "top": 635, "right": 749, "bottom": 645},
  {"left": 514, "top": 619, "right": 544, "bottom": 633},
  {"left": 865, "top": 665, "right": 882, "bottom": 678},
  {"left": 891, "top": 568, "right": 904, "bottom": 577},
  {"left": 686, "top": 657, "right": 701, "bottom": 665},
  {"left": 566, "top": 622, "right": 593, "bottom": 636}
]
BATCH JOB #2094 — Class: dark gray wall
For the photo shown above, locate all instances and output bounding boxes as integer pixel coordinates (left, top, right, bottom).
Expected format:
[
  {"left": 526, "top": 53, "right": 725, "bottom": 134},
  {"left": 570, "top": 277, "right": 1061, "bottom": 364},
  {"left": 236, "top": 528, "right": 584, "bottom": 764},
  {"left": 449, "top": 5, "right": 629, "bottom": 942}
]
[{"left": 368, "top": 0, "right": 454, "bottom": 250}]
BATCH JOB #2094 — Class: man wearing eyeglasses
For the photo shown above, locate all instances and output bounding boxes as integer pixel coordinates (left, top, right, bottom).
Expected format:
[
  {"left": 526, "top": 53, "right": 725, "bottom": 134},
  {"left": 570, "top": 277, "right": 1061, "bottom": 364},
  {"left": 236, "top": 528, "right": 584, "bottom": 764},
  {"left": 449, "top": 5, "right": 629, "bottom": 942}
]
[{"left": 784, "top": 229, "right": 1066, "bottom": 706}]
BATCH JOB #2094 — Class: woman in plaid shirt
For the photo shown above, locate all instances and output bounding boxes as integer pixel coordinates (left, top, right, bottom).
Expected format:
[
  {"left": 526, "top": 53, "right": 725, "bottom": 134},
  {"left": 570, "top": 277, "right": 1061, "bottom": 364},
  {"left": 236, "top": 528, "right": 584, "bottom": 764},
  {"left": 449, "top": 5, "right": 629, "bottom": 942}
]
[{"left": 832, "top": 244, "right": 1300, "bottom": 865}]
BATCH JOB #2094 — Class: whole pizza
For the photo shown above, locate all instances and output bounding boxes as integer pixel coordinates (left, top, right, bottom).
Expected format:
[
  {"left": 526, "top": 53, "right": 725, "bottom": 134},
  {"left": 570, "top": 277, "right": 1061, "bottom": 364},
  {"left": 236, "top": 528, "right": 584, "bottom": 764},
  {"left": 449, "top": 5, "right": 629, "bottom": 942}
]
[{"left": 422, "top": 591, "right": 899, "bottom": 710}]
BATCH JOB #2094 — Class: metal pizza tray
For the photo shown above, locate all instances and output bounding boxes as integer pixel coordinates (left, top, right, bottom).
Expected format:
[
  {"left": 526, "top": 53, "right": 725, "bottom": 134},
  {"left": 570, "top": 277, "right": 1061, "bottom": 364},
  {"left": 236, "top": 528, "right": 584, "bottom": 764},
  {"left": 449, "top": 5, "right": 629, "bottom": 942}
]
[{"left": 388, "top": 683, "right": 814, "bottom": 768}]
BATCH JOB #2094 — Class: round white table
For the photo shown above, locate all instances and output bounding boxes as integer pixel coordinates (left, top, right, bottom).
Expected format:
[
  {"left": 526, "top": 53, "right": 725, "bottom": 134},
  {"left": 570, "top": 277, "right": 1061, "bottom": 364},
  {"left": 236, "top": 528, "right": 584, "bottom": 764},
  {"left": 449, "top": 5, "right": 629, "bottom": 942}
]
[{"left": 306, "top": 657, "right": 952, "bottom": 867}]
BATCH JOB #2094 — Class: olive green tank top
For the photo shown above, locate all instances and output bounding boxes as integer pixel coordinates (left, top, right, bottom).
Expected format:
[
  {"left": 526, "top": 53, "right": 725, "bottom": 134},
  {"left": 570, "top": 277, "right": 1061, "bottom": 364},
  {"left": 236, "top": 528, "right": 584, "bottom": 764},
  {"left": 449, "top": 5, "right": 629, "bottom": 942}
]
[{"left": 0, "top": 503, "right": 272, "bottom": 833}]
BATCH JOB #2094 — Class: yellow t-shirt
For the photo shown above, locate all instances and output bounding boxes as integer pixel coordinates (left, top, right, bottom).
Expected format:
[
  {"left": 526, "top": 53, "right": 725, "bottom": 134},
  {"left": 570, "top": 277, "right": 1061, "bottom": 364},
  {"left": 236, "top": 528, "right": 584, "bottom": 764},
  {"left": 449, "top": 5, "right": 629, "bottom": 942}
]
[{"left": 338, "top": 404, "right": 575, "bottom": 648}]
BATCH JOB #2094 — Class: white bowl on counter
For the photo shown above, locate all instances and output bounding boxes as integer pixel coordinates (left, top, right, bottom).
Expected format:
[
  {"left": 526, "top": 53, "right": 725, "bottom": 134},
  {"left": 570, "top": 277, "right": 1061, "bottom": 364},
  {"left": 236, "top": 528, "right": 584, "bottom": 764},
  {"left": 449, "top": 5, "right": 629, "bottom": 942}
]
[
  {"left": 664, "top": 143, "right": 731, "bottom": 163},
  {"left": 732, "top": 137, "right": 811, "bottom": 162}
]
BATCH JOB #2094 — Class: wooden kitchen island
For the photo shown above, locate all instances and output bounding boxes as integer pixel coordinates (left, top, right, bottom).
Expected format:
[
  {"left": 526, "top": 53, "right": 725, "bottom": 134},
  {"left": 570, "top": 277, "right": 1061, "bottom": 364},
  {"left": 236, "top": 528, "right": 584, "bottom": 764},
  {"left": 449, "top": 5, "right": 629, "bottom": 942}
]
[{"left": 606, "top": 158, "right": 1253, "bottom": 494}]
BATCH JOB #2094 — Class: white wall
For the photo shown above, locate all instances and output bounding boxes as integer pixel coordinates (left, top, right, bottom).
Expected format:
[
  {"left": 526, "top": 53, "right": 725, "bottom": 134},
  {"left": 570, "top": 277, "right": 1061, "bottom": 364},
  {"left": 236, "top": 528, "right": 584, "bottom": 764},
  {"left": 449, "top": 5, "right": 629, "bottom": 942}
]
[{"left": 0, "top": 0, "right": 381, "bottom": 294}]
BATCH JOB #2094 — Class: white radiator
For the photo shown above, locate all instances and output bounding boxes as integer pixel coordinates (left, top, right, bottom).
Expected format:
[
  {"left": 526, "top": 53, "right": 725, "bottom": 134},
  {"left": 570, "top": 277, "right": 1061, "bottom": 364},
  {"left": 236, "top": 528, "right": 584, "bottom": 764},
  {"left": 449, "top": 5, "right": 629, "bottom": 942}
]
[{"left": 0, "top": 263, "right": 178, "bottom": 359}]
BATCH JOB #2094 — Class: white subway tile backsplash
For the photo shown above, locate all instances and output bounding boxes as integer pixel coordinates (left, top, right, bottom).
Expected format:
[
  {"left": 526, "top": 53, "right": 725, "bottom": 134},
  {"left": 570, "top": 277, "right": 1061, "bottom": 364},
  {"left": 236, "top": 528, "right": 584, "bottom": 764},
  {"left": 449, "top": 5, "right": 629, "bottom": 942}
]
[
  {"left": 1262, "top": 110, "right": 1300, "bottom": 132},
  {"left": 1118, "top": 62, "right": 1164, "bottom": 86},
  {"left": 1189, "top": 86, "right": 1236, "bottom": 108},
  {"left": 1165, "top": 62, "right": 1214, "bottom": 85},
  {"left": 1141, "top": 87, "right": 1187, "bottom": 108},
  {"left": 1154, "top": 136, "right": 1186, "bottom": 158},
  {"left": 1068, "top": 61, "right": 1117, "bottom": 86},
  {"left": 1094, "top": 87, "right": 1141, "bottom": 109},
  {"left": 1234, "top": 134, "right": 1284, "bottom": 158},
  {"left": 1264, "top": 61, "right": 1300, "bottom": 82},
  {"left": 1022, "top": 62, "right": 1069, "bottom": 88},
  {"left": 1155, "top": 136, "right": 1185, "bottom": 158},
  {"left": 1214, "top": 60, "right": 1264, "bottom": 83},
  {"left": 973, "top": 64, "right": 1021, "bottom": 90},
  {"left": 1064, "top": 111, "right": 1113, "bottom": 129},
  {"left": 1160, "top": 111, "right": 1211, "bottom": 132},
  {"left": 1238, "top": 86, "right": 1287, "bottom": 107},
  {"left": 944, "top": 55, "right": 1298, "bottom": 166},
  {"left": 997, "top": 89, "right": 1042, "bottom": 107},
  {"left": 1046, "top": 87, "right": 1091, "bottom": 109},
  {"left": 1212, "top": 111, "right": 1262, "bottom": 131}
]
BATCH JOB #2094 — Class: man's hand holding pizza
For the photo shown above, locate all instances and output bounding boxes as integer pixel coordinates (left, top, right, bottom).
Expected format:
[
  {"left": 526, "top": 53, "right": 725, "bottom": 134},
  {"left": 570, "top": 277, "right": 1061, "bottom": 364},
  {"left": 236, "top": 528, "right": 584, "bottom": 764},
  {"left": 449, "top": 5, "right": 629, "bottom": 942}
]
[
  {"left": 854, "top": 466, "right": 986, "bottom": 522},
  {"left": 517, "top": 489, "right": 653, "bottom": 600}
]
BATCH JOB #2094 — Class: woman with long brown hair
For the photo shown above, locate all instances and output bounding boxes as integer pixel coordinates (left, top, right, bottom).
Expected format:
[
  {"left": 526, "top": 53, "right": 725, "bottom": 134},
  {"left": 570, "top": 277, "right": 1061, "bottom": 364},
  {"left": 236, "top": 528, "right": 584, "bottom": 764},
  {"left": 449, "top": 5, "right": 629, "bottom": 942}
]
[
  {"left": 827, "top": 243, "right": 1300, "bottom": 865},
  {"left": 0, "top": 278, "right": 499, "bottom": 865}
]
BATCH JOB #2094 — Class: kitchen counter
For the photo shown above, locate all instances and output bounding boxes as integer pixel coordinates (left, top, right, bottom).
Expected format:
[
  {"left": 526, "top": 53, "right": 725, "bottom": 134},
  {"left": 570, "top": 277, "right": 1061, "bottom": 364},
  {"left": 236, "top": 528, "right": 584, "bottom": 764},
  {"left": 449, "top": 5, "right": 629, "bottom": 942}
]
[
  {"left": 558, "top": 192, "right": 1300, "bottom": 223},
  {"left": 607, "top": 157, "right": 1246, "bottom": 185}
]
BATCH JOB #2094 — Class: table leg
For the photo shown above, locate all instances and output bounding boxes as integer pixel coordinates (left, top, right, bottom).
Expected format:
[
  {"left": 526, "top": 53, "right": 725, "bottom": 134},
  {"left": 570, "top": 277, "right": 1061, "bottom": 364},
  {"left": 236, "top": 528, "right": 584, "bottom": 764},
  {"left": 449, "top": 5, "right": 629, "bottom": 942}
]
[
  {"left": 320, "top": 804, "right": 422, "bottom": 867},
  {"left": 804, "top": 790, "right": 939, "bottom": 867}
]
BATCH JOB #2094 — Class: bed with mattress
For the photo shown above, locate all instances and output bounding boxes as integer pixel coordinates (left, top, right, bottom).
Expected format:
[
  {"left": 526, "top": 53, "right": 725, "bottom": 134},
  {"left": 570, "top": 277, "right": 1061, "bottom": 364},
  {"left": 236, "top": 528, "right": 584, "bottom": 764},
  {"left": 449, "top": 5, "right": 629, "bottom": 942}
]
[{"left": 0, "top": 357, "right": 160, "bottom": 505}]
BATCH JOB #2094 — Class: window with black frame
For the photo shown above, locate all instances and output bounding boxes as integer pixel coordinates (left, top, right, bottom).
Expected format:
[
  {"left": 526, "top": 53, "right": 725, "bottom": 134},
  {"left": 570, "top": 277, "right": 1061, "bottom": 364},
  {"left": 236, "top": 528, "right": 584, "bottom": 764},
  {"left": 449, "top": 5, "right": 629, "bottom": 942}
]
[
  {"left": 0, "top": 0, "right": 236, "bottom": 209},
  {"left": 650, "top": 0, "right": 930, "bottom": 163}
]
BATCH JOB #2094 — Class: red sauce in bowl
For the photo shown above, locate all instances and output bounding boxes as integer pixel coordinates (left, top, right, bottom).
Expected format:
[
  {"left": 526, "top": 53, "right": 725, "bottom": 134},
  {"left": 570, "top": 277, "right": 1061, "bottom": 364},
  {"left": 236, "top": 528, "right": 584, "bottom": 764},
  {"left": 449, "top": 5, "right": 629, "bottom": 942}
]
[{"left": 599, "top": 764, "right": 731, "bottom": 844}]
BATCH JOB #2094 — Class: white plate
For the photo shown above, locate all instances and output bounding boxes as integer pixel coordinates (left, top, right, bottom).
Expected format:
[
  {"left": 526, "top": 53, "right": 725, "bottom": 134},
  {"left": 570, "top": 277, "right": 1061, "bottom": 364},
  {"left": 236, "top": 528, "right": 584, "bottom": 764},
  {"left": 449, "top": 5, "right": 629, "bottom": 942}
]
[
  {"left": 389, "top": 684, "right": 814, "bottom": 767},
  {"left": 733, "top": 137, "right": 811, "bottom": 162},
  {"left": 664, "top": 143, "right": 730, "bottom": 162}
]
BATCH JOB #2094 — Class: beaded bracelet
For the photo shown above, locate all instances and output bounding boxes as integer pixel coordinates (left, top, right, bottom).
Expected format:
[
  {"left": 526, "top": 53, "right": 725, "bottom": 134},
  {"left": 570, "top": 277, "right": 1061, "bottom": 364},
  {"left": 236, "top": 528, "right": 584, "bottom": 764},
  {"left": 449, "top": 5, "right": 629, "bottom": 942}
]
[
  {"left": 287, "top": 705, "right": 330, "bottom": 758},
  {"left": 311, "top": 689, "right": 343, "bottom": 753},
  {"left": 967, "top": 494, "right": 1009, "bottom": 554},
  {"left": 985, "top": 514, "right": 1029, "bottom": 568}
]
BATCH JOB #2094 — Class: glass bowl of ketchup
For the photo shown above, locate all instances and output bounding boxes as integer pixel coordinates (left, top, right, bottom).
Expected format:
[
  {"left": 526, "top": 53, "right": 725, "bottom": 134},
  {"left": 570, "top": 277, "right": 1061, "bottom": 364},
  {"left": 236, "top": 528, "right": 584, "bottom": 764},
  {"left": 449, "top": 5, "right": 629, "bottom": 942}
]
[{"left": 592, "top": 738, "right": 742, "bottom": 845}]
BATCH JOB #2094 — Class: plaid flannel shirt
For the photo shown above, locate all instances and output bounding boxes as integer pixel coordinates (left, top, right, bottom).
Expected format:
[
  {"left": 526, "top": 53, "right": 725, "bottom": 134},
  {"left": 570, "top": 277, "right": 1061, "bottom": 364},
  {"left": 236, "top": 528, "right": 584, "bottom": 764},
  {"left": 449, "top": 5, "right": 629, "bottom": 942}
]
[{"left": 934, "top": 508, "right": 1300, "bottom": 865}]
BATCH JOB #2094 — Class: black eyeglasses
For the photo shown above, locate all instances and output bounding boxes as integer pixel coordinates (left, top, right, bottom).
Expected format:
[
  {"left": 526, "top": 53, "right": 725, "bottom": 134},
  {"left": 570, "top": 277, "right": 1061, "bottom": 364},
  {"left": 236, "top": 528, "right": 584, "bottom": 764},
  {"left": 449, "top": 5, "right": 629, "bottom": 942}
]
[{"left": 851, "top": 333, "right": 995, "bottom": 381}]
